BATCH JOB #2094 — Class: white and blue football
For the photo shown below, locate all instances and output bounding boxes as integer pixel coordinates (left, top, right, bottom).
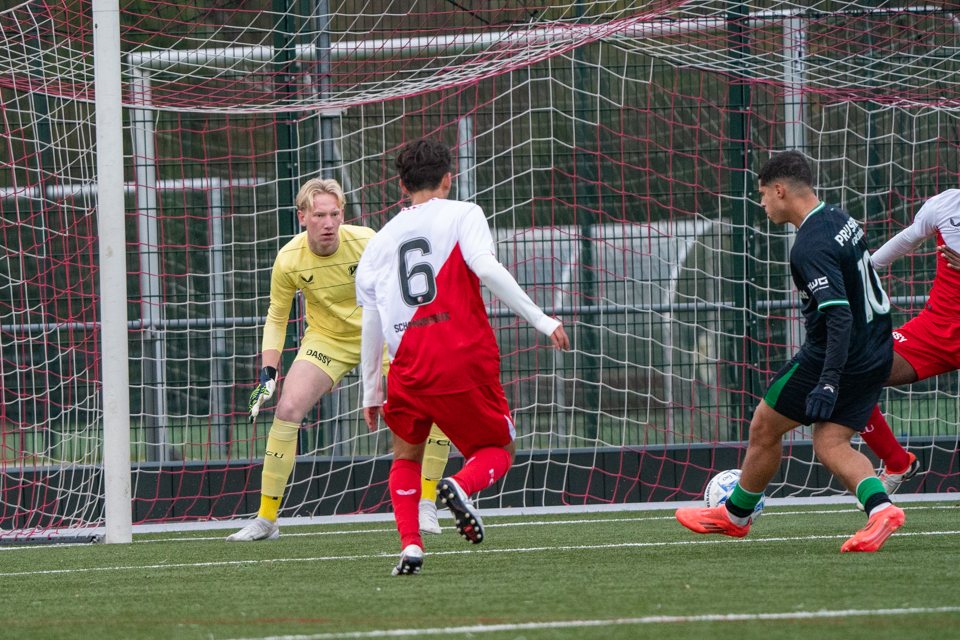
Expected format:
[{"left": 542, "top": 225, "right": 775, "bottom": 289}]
[{"left": 704, "top": 469, "right": 764, "bottom": 521}]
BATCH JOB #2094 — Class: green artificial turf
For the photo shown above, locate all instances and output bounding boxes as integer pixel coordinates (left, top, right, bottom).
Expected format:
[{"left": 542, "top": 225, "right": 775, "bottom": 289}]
[{"left": 2, "top": 503, "right": 959, "bottom": 640}]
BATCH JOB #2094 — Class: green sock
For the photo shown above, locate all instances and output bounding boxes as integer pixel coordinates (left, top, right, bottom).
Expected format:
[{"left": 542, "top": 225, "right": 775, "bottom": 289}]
[
  {"left": 728, "top": 483, "right": 764, "bottom": 514},
  {"left": 855, "top": 476, "right": 886, "bottom": 507}
]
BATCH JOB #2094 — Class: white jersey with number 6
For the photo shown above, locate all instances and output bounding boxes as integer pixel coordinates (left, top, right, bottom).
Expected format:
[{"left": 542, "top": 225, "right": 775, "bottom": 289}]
[{"left": 355, "top": 198, "right": 502, "bottom": 395}]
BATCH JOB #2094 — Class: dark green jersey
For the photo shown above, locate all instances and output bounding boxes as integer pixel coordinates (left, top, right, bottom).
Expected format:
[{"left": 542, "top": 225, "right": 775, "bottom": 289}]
[{"left": 790, "top": 202, "right": 893, "bottom": 374}]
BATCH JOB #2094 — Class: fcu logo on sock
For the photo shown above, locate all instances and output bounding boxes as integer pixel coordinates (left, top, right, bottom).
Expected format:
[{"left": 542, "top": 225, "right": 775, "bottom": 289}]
[{"left": 395, "top": 489, "right": 417, "bottom": 496}]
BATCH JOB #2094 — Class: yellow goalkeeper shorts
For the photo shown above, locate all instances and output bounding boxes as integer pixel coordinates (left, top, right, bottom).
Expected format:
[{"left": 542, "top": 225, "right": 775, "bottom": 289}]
[{"left": 293, "top": 329, "right": 389, "bottom": 384}]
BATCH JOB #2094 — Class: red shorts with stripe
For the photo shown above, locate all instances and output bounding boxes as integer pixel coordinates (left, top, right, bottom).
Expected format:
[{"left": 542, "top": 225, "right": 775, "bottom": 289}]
[
  {"left": 383, "top": 382, "right": 515, "bottom": 461},
  {"left": 892, "top": 309, "right": 960, "bottom": 380}
]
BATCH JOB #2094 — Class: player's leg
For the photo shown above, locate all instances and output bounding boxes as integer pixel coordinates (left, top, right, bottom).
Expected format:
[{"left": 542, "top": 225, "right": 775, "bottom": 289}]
[
  {"left": 814, "top": 422, "right": 904, "bottom": 552},
  {"left": 262, "top": 360, "right": 335, "bottom": 514},
  {"left": 866, "top": 311, "right": 960, "bottom": 497},
  {"left": 419, "top": 425, "right": 449, "bottom": 535},
  {"left": 441, "top": 384, "right": 515, "bottom": 494},
  {"left": 433, "top": 384, "right": 516, "bottom": 544},
  {"left": 378, "top": 378, "right": 436, "bottom": 574},
  {"left": 861, "top": 317, "right": 947, "bottom": 490},
  {"left": 678, "top": 354, "right": 813, "bottom": 537},
  {"left": 814, "top": 422, "right": 883, "bottom": 493},
  {"left": 227, "top": 359, "right": 334, "bottom": 542},
  {"left": 436, "top": 440, "right": 513, "bottom": 544},
  {"left": 676, "top": 399, "right": 799, "bottom": 537},
  {"left": 816, "top": 362, "right": 904, "bottom": 551},
  {"left": 886, "top": 349, "right": 920, "bottom": 387},
  {"left": 860, "top": 351, "right": 917, "bottom": 481},
  {"left": 390, "top": 433, "right": 428, "bottom": 575}
]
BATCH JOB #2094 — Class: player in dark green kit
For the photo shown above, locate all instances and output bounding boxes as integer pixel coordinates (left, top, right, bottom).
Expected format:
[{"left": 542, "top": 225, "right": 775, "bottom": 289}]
[{"left": 676, "top": 151, "right": 906, "bottom": 552}]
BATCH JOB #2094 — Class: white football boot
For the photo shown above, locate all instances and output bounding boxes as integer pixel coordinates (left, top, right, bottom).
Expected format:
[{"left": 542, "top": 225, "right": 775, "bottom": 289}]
[
  {"left": 392, "top": 544, "right": 424, "bottom": 575},
  {"left": 880, "top": 453, "right": 920, "bottom": 495},
  {"left": 225, "top": 516, "right": 279, "bottom": 541},
  {"left": 419, "top": 498, "right": 442, "bottom": 535}
]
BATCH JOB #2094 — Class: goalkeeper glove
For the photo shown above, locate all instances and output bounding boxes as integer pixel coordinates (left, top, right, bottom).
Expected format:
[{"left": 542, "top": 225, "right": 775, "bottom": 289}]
[
  {"left": 249, "top": 366, "right": 277, "bottom": 422},
  {"left": 805, "top": 382, "right": 838, "bottom": 423}
]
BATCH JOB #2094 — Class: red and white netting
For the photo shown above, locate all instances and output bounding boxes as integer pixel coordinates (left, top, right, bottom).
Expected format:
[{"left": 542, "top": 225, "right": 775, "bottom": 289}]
[{"left": 1, "top": 1, "right": 958, "bottom": 534}]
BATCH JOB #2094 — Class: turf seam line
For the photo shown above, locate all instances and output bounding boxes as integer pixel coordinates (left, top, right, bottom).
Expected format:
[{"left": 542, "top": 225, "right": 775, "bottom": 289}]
[
  {"left": 218, "top": 606, "right": 960, "bottom": 640},
  {"left": 3, "top": 530, "right": 959, "bottom": 578}
]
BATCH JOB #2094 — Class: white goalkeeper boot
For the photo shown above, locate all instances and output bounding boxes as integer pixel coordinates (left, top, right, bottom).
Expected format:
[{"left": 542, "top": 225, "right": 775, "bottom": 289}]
[
  {"left": 225, "top": 516, "right": 279, "bottom": 541},
  {"left": 419, "top": 498, "right": 442, "bottom": 535},
  {"left": 392, "top": 544, "right": 424, "bottom": 576}
]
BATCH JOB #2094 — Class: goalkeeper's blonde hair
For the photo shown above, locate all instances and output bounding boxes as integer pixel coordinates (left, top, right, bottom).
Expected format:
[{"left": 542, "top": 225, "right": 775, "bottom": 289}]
[{"left": 296, "top": 178, "right": 346, "bottom": 212}]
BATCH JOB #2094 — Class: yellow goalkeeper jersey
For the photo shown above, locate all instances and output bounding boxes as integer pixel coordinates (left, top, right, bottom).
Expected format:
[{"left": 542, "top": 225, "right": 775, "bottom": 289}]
[{"left": 261, "top": 224, "right": 376, "bottom": 353}]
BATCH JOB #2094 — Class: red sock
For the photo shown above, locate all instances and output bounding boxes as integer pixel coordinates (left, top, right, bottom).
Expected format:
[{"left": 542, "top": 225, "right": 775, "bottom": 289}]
[
  {"left": 389, "top": 459, "right": 423, "bottom": 550},
  {"left": 452, "top": 447, "right": 512, "bottom": 496},
  {"left": 861, "top": 405, "right": 911, "bottom": 472}
]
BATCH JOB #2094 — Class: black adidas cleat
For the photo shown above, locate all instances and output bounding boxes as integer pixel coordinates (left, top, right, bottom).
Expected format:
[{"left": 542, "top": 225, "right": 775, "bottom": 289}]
[
  {"left": 391, "top": 544, "right": 424, "bottom": 576},
  {"left": 437, "top": 477, "right": 484, "bottom": 544}
]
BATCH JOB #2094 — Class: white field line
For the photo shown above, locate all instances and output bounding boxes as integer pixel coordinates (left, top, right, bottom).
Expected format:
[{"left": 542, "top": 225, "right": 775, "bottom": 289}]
[
  {"left": 3, "top": 494, "right": 952, "bottom": 543},
  {"left": 1, "top": 504, "right": 957, "bottom": 549},
  {"left": 220, "top": 606, "right": 960, "bottom": 640},
  {"left": 135, "top": 503, "right": 960, "bottom": 543},
  {"left": 2, "top": 529, "right": 959, "bottom": 578}
]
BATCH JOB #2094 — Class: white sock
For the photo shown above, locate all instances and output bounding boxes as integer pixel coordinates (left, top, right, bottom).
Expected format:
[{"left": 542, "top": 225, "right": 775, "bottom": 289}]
[
  {"left": 724, "top": 506, "right": 751, "bottom": 527},
  {"left": 867, "top": 501, "right": 893, "bottom": 518}
]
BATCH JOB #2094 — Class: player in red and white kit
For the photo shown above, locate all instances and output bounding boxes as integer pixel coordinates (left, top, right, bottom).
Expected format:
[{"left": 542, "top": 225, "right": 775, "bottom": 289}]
[
  {"left": 862, "top": 189, "right": 960, "bottom": 495},
  {"left": 356, "top": 139, "right": 570, "bottom": 576}
]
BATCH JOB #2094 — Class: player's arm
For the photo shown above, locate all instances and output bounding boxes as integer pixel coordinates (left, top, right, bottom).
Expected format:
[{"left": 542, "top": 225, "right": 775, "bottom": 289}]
[
  {"left": 810, "top": 303, "right": 853, "bottom": 421},
  {"left": 470, "top": 254, "right": 569, "bottom": 350},
  {"left": 871, "top": 197, "right": 940, "bottom": 269},
  {"left": 870, "top": 226, "right": 926, "bottom": 269},
  {"left": 355, "top": 249, "right": 387, "bottom": 430},
  {"left": 249, "top": 257, "right": 297, "bottom": 421},
  {"left": 359, "top": 304, "right": 387, "bottom": 431},
  {"left": 459, "top": 207, "right": 569, "bottom": 350},
  {"left": 802, "top": 248, "right": 853, "bottom": 422}
]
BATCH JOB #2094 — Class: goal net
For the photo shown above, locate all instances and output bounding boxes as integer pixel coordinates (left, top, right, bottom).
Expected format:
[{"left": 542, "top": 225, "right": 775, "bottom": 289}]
[{"left": 2, "top": 0, "right": 958, "bottom": 535}]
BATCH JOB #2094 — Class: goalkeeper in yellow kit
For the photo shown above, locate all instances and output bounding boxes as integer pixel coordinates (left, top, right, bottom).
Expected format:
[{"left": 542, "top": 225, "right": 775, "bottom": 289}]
[{"left": 227, "top": 178, "right": 450, "bottom": 541}]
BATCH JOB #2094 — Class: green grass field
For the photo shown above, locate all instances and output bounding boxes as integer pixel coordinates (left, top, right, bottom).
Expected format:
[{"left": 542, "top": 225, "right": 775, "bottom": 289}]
[{"left": 3, "top": 502, "right": 959, "bottom": 640}]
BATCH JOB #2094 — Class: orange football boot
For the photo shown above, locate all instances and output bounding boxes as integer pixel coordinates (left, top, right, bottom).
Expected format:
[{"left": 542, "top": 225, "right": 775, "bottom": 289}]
[
  {"left": 675, "top": 505, "right": 751, "bottom": 538},
  {"left": 841, "top": 505, "right": 905, "bottom": 552}
]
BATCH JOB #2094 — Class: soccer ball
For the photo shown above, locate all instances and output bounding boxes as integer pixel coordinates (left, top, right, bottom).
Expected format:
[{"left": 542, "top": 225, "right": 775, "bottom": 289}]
[{"left": 704, "top": 469, "right": 764, "bottom": 521}]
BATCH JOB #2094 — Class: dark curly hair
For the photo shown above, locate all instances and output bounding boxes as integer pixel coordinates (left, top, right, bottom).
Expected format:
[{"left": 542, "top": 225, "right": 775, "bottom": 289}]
[
  {"left": 758, "top": 150, "right": 814, "bottom": 189},
  {"left": 394, "top": 139, "right": 452, "bottom": 193}
]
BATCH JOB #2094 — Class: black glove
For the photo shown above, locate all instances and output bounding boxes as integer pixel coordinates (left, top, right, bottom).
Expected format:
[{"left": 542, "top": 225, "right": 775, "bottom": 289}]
[
  {"left": 806, "top": 382, "right": 838, "bottom": 423},
  {"left": 248, "top": 366, "right": 277, "bottom": 422}
]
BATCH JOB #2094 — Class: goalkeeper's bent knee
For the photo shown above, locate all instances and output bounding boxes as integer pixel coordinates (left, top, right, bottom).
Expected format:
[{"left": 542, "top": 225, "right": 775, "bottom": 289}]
[
  {"left": 261, "top": 418, "right": 299, "bottom": 504},
  {"left": 421, "top": 425, "right": 451, "bottom": 500}
]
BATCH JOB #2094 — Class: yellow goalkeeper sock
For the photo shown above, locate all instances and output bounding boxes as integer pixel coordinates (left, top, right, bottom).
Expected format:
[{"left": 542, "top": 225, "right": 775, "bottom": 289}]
[
  {"left": 421, "top": 424, "right": 450, "bottom": 501},
  {"left": 258, "top": 419, "right": 299, "bottom": 521},
  {"left": 258, "top": 495, "right": 282, "bottom": 522},
  {"left": 421, "top": 478, "right": 438, "bottom": 502}
]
